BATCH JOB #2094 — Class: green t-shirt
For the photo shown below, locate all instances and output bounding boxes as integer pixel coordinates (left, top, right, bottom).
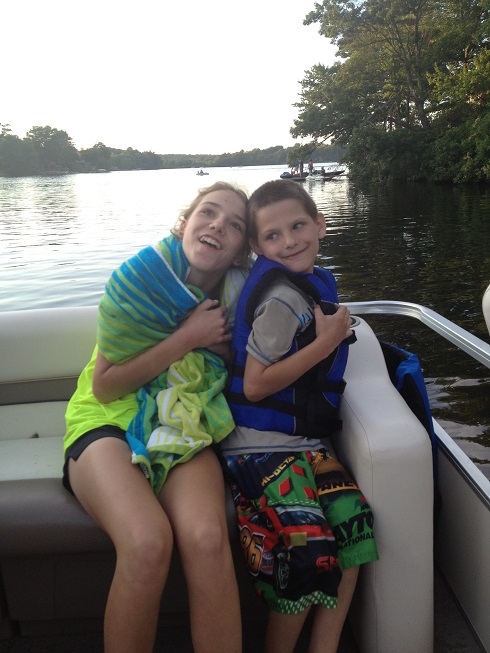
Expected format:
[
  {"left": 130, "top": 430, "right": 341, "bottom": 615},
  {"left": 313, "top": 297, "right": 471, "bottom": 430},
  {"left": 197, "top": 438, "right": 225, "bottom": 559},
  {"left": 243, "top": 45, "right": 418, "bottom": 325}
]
[{"left": 64, "top": 345, "right": 139, "bottom": 454}]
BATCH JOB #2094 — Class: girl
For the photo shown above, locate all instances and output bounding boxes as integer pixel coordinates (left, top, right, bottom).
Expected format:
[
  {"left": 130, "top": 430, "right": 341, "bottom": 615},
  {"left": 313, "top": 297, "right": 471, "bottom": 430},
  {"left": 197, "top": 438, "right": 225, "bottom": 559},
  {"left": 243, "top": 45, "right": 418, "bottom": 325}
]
[{"left": 63, "top": 182, "right": 250, "bottom": 653}]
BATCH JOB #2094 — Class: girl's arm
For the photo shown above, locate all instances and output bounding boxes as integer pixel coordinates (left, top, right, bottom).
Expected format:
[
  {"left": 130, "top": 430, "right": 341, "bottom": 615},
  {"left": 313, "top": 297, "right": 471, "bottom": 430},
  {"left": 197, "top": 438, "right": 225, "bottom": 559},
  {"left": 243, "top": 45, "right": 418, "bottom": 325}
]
[
  {"left": 93, "top": 299, "right": 231, "bottom": 403},
  {"left": 243, "top": 304, "right": 352, "bottom": 403}
]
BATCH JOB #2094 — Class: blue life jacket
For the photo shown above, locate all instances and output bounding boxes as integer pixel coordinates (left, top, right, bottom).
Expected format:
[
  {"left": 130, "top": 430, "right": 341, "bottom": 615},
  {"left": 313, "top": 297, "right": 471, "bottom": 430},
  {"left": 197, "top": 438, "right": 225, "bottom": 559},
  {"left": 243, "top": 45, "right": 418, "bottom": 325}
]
[
  {"left": 380, "top": 341, "right": 438, "bottom": 481},
  {"left": 227, "top": 256, "right": 355, "bottom": 437}
]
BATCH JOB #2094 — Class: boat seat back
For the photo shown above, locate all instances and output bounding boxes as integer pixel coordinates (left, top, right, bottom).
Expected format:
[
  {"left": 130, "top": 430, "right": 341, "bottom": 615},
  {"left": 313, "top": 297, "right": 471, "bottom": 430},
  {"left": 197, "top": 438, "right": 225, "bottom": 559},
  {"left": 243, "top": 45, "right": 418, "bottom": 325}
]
[
  {"left": 338, "top": 318, "right": 434, "bottom": 653},
  {"left": 0, "top": 308, "right": 434, "bottom": 651},
  {"left": 0, "top": 306, "right": 97, "bottom": 442}
]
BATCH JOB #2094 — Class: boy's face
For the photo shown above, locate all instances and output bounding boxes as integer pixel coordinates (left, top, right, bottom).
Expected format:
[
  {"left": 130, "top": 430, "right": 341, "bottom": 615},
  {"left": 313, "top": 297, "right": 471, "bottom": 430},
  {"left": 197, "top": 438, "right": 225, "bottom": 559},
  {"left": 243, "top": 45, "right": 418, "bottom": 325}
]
[{"left": 251, "top": 198, "right": 326, "bottom": 274}]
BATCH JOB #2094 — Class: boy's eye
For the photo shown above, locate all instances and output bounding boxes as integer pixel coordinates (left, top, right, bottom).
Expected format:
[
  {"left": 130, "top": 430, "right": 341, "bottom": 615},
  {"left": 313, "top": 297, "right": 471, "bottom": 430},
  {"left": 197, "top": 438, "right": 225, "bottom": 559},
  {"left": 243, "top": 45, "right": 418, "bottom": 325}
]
[
  {"left": 265, "top": 233, "right": 277, "bottom": 241},
  {"left": 293, "top": 221, "right": 304, "bottom": 230}
]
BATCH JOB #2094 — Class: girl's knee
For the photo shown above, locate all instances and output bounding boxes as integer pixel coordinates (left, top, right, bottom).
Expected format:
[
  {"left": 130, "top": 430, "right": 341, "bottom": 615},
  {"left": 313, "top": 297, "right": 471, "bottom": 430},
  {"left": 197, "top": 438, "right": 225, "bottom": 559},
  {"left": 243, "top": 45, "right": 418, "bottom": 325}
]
[
  {"left": 180, "top": 515, "right": 230, "bottom": 564},
  {"left": 116, "top": 514, "right": 174, "bottom": 578}
]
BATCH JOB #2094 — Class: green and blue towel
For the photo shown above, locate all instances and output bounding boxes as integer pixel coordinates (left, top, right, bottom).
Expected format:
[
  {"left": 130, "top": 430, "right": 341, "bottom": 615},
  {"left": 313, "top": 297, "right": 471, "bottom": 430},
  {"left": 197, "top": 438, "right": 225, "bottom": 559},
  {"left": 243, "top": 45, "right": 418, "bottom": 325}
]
[{"left": 97, "top": 234, "right": 247, "bottom": 494}]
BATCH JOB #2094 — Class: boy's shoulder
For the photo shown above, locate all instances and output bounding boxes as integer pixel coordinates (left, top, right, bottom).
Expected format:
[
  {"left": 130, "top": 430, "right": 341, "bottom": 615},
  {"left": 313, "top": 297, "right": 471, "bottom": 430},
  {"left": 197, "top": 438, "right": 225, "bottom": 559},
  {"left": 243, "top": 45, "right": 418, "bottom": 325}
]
[{"left": 259, "top": 276, "right": 312, "bottom": 304}]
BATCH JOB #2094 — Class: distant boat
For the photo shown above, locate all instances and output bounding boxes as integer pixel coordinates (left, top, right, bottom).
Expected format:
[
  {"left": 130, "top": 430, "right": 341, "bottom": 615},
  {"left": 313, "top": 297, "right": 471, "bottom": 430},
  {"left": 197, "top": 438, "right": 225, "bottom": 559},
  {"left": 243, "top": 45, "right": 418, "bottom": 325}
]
[
  {"left": 308, "top": 168, "right": 346, "bottom": 181},
  {"left": 280, "top": 166, "right": 346, "bottom": 182},
  {"left": 196, "top": 170, "right": 209, "bottom": 176},
  {"left": 279, "top": 172, "right": 308, "bottom": 182}
]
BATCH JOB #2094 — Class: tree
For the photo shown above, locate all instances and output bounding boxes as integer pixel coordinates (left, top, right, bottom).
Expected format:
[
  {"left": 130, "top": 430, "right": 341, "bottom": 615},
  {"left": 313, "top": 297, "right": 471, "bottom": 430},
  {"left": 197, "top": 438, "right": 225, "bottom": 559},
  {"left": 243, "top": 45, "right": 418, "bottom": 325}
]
[
  {"left": 79, "top": 142, "right": 113, "bottom": 171},
  {"left": 26, "top": 126, "right": 79, "bottom": 173},
  {"left": 0, "top": 131, "right": 39, "bottom": 176},
  {"left": 292, "top": 0, "right": 490, "bottom": 182},
  {"left": 286, "top": 142, "right": 319, "bottom": 172}
]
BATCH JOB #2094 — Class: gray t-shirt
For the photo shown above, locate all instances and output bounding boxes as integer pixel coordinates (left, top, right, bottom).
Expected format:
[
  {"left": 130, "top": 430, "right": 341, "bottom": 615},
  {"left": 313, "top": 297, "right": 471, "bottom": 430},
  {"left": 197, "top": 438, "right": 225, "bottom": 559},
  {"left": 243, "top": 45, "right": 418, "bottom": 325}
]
[{"left": 221, "top": 278, "right": 331, "bottom": 456}]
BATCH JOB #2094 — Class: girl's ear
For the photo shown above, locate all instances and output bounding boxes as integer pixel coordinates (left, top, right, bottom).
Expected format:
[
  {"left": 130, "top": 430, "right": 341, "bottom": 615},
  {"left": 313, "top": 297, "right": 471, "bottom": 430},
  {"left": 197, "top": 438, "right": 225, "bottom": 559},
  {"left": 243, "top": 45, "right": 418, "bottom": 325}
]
[
  {"left": 316, "top": 212, "right": 326, "bottom": 239},
  {"left": 233, "top": 251, "right": 247, "bottom": 267}
]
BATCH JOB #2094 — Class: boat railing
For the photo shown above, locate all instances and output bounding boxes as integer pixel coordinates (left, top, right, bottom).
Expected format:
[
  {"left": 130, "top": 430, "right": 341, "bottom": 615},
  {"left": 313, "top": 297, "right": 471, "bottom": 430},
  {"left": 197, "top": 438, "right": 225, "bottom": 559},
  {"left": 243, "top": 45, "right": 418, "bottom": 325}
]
[
  {"left": 344, "top": 300, "right": 490, "bottom": 370},
  {"left": 344, "top": 299, "right": 490, "bottom": 507}
]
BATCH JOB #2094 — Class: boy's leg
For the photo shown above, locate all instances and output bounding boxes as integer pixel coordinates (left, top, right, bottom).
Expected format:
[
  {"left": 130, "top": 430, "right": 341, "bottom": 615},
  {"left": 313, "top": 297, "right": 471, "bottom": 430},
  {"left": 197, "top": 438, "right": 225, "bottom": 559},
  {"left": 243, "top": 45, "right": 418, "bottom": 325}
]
[
  {"left": 311, "top": 451, "right": 379, "bottom": 569},
  {"left": 159, "top": 447, "right": 241, "bottom": 653},
  {"left": 308, "top": 566, "right": 359, "bottom": 653},
  {"left": 68, "top": 437, "right": 173, "bottom": 653},
  {"left": 307, "top": 451, "right": 377, "bottom": 651},
  {"left": 224, "top": 451, "right": 342, "bottom": 652},
  {"left": 264, "top": 608, "right": 311, "bottom": 653}
]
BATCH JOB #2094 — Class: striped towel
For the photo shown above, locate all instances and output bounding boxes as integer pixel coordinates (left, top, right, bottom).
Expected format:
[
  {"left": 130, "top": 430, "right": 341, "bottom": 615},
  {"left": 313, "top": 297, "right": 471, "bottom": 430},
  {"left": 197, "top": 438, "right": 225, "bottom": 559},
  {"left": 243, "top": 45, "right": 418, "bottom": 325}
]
[{"left": 97, "top": 234, "right": 247, "bottom": 494}]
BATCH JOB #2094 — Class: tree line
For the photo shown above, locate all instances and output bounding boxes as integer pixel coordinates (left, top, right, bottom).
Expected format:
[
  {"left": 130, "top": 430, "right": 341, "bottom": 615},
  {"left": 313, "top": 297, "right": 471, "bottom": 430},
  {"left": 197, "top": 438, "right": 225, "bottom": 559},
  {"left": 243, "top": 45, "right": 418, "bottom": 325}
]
[
  {"left": 0, "top": 124, "right": 344, "bottom": 177},
  {"left": 292, "top": 0, "right": 490, "bottom": 184}
]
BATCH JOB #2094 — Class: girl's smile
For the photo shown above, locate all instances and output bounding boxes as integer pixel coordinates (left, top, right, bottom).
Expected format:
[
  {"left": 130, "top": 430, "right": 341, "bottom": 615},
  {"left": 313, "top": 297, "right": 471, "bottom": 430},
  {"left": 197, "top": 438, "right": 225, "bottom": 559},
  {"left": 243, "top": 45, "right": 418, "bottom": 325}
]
[{"left": 181, "top": 189, "right": 247, "bottom": 292}]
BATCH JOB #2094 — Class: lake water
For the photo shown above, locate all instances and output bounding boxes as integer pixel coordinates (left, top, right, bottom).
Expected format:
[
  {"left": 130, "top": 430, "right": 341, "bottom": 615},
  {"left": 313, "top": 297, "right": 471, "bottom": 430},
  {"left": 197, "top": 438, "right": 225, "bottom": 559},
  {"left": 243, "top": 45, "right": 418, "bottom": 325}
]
[{"left": 1, "top": 165, "right": 489, "bottom": 476}]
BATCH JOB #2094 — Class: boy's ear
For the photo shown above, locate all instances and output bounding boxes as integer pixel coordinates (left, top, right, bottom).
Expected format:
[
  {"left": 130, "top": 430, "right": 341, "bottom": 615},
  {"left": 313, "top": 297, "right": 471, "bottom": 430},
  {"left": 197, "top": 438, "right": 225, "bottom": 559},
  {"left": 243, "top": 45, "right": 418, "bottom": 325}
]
[{"left": 316, "top": 212, "right": 326, "bottom": 239}]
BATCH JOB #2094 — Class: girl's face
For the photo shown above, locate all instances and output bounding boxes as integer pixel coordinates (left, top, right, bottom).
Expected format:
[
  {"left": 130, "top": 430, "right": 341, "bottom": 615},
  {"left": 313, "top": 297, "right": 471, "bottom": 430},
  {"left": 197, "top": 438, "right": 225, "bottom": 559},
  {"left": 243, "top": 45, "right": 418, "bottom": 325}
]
[
  {"left": 251, "top": 198, "right": 325, "bottom": 274},
  {"left": 181, "top": 189, "right": 247, "bottom": 292}
]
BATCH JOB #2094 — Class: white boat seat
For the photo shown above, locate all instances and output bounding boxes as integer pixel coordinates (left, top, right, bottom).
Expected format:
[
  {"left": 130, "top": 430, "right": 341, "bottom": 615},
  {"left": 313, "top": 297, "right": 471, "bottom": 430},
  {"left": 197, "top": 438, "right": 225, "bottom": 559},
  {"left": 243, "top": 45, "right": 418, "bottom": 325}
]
[{"left": 0, "top": 307, "right": 434, "bottom": 651}]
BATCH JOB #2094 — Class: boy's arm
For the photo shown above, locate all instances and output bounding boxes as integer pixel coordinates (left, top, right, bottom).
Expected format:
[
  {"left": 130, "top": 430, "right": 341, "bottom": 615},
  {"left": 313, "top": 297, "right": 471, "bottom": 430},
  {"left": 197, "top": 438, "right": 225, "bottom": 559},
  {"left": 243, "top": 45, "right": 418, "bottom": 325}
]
[
  {"left": 93, "top": 299, "right": 231, "bottom": 403},
  {"left": 243, "top": 304, "right": 352, "bottom": 403}
]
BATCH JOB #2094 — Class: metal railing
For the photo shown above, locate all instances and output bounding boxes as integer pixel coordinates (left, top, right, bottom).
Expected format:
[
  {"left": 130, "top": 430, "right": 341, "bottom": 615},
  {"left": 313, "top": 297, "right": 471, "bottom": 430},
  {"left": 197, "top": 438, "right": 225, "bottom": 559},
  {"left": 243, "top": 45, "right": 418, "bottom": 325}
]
[
  {"left": 344, "top": 300, "right": 490, "bottom": 370},
  {"left": 345, "top": 299, "right": 490, "bottom": 507}
]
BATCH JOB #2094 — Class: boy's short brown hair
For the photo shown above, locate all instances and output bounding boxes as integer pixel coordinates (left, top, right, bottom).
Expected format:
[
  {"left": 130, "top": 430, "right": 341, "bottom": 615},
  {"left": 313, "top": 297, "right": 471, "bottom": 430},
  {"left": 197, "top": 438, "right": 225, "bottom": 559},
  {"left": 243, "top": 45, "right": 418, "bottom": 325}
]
[{"left": 247, "top": 180, "right": 319, "bottom": 241}]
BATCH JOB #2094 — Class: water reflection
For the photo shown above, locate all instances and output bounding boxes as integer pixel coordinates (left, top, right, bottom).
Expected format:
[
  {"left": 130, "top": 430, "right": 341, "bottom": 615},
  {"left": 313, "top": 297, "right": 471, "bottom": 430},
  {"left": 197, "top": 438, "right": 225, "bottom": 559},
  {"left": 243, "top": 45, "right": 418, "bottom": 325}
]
[{"left": 309, "top": 179, "right": 490, "bottom": 472}]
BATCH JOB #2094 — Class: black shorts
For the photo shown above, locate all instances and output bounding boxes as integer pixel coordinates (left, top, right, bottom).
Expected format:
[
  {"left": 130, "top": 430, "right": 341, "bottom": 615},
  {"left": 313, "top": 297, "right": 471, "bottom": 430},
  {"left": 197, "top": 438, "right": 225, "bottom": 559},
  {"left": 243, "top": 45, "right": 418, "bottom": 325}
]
[{"left": 62, "top": 425, "right": 127, "bottom": 494}]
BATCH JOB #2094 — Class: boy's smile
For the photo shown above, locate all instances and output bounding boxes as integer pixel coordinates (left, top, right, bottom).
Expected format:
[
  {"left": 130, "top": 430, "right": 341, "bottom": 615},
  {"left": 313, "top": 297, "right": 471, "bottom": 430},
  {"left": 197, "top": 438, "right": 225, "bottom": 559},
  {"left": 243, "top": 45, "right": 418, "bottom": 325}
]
[{"left": 251, "top": 198, "right": 325, "bottom": 274}]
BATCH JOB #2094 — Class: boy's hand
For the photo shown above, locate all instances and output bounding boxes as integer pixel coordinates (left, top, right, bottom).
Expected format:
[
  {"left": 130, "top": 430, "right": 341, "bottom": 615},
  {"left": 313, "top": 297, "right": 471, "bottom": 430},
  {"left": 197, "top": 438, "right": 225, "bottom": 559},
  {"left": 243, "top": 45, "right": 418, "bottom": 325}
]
[{"left": 313, "top": 304, "right": 352, "bottom": 348}]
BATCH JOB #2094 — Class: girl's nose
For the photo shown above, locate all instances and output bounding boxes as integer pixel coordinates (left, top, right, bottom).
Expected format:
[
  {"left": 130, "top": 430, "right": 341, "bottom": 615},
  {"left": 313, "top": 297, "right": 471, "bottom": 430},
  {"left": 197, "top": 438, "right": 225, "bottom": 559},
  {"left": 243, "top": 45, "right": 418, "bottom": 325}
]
[{"left": 210, "top": 216, "right": 225, "bottom": 233}]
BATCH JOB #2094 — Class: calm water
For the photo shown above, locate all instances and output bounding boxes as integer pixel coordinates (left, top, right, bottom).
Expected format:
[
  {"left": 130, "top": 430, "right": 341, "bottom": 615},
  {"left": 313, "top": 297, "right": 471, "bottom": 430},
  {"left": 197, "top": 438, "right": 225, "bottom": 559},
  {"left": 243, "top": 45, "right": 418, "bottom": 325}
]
[{"left": 1, "top": 166, "right": 489, "bottom": 475}]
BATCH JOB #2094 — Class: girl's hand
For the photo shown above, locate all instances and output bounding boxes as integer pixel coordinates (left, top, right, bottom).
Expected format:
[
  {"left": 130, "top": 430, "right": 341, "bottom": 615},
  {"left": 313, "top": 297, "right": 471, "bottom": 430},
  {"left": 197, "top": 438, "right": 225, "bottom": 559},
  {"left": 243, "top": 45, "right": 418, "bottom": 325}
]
[
  {"left": 93, "top": 299, "right": 232, "bottom": 403},
  {"left": 207, "top": 341, "right": 232, "bottom": 364},
  {"left": 314, "top": 304, "right": 352, "bottom": 350},
  {"left": 179, "top": 299, "right": 232, "bottom": 349}
]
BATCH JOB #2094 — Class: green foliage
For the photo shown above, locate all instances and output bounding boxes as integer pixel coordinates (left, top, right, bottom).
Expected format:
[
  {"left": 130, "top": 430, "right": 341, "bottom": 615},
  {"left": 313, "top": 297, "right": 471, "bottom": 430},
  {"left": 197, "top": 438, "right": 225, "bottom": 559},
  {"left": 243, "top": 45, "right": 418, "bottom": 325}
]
[
  {"left": 429, "top": 112, "right": 490, "bottom": 182},
  {"left": 26, "top": 126, "right": 79, "bottom": 173},
  {"left": 0, "top": 125, "right": 344, "bottom": 177},
  {"left": 0, "top": 133, "right": 39, "bottom": 176},
  {"left": 347, "top": 126, "right": 431, "bottom": 183},
  {"left": 294, "top": 0, "right": 490, "bottom": 183}
]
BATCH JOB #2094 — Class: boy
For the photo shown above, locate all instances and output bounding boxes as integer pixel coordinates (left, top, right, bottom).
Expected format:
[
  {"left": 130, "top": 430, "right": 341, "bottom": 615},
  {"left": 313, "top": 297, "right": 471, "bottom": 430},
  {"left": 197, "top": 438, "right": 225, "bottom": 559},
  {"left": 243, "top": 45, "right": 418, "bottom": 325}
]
[{"left": 221, "top": 180, "right": 378, "bottom": 653}]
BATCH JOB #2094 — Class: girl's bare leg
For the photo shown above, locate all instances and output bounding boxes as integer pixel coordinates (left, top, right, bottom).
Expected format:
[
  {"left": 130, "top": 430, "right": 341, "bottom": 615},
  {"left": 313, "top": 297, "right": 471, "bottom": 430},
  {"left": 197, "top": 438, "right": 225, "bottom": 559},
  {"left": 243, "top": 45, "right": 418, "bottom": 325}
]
[
  {"left": 159, "top": 448, "right": 241, "bottom": 653},
  {"left": 308, "top": 566, "right": 359, "bottom": 653},
  {"left": 68, "top": 438, "right": 173, "bottom": 653},
  {"left": 264, "top": 609, "right": 310, "bottom": 653}
]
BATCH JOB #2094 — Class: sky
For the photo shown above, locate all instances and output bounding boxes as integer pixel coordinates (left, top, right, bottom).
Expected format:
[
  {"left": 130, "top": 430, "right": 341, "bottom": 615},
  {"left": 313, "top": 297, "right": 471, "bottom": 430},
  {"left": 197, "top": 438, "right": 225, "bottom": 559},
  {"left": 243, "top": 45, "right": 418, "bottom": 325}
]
[{"left": 2, "top": 0, "right": 338, "bottom": 155}]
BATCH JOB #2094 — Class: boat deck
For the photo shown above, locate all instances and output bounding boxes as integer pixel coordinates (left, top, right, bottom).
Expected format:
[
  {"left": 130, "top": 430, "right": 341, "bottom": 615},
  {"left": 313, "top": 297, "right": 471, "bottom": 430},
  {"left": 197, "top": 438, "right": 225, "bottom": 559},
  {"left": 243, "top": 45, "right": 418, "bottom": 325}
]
[{"left": 0, "top": 567, "right": 483, "bottom": 653}]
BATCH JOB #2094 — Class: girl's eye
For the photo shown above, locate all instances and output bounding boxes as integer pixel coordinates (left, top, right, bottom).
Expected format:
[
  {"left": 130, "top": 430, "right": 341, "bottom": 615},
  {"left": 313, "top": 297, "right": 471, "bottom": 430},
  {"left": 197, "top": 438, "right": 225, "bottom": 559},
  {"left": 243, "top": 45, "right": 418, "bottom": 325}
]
[
  {"left": 230, "top": 221, "right": 243, "bottom": 232},
  {"left": 265, "top": 233, "right": 277, "bottom": 241}
]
